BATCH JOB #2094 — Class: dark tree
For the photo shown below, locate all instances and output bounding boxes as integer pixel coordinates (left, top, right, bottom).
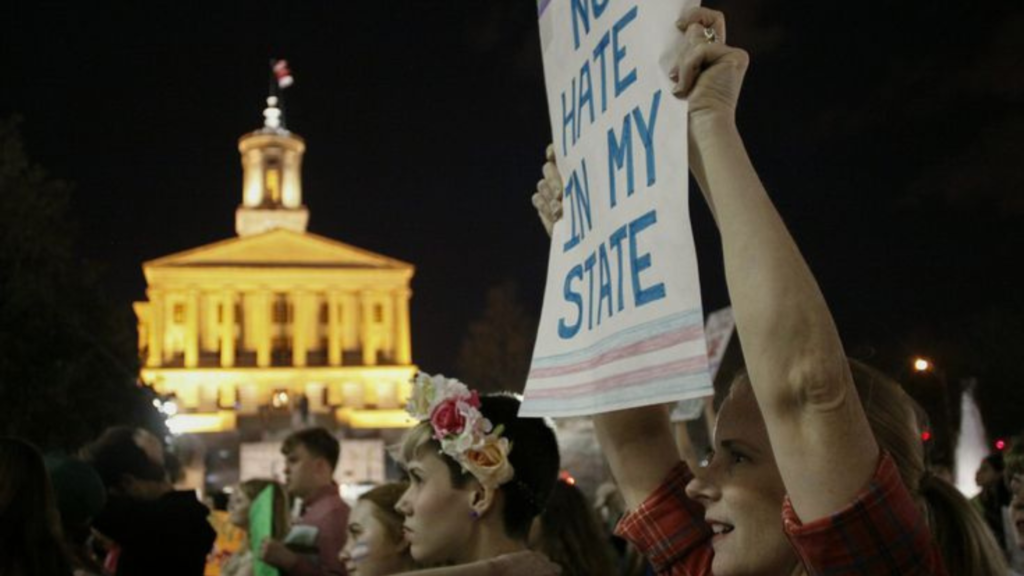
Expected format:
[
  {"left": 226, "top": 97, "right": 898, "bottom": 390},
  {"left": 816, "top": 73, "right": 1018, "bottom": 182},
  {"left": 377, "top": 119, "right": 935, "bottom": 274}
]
[
  {"left": 455, "top": 281, "right": 538, "bottom": 395},
  {"left": 0, "top": 117, "right": 163, "bottom": 451}
]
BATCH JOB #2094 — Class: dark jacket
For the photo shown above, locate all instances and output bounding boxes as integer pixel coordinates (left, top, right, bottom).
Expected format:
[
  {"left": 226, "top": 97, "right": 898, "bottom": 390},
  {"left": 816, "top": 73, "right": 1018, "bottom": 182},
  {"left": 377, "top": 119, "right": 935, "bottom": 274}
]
[{"left": 92, "top": 490, "right": 216, "bottom": 576}]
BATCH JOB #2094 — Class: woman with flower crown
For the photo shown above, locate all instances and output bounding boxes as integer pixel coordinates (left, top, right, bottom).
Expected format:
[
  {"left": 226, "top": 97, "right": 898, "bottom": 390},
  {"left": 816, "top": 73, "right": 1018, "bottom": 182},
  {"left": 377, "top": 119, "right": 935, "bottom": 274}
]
[{"left": 390, "top": 374, "right": 563, "bottom": 575}]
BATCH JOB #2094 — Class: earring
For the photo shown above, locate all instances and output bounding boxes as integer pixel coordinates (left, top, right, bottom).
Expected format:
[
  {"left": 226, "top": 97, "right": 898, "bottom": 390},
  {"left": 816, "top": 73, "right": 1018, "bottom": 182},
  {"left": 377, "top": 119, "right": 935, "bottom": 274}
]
[{"left": 469, "top": 510, "right": 479, "bottom": 520}]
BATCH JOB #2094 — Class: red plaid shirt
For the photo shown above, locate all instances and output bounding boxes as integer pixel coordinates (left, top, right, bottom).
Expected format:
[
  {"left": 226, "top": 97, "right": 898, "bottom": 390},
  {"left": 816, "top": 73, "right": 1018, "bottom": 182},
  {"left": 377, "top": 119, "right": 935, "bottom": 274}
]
[{"left": 615, "top": 452, "right": 948, "bottom": 575}]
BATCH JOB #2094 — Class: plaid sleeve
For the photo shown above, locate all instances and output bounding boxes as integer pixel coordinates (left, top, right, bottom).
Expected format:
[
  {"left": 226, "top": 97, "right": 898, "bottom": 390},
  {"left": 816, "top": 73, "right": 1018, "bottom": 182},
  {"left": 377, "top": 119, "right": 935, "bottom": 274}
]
[
  {"left": 614, "top": 461, "right": 714, "bottom": 576},
  {"left": 782, "top": 452, "right": 949, "bottom": 576}
]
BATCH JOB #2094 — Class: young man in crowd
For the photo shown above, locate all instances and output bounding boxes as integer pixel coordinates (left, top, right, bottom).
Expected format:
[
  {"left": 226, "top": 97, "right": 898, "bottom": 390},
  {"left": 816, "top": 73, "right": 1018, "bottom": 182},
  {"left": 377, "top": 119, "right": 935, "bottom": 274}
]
[{"left": 261, "top": 427, "right": 350, "bottom": 576}]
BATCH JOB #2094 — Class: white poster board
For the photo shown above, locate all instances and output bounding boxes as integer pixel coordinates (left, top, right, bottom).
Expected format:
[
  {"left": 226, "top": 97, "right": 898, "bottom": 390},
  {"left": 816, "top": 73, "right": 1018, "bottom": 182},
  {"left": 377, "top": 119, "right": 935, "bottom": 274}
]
[
  {"left": 522, "top": 0, "right": 711, "bottom": 417},
  {"left": 240, "top": 439, "right": 385, "bottom": 486},
  {"left": 670, "top": 306, "right": 734, "bottom": 422}
]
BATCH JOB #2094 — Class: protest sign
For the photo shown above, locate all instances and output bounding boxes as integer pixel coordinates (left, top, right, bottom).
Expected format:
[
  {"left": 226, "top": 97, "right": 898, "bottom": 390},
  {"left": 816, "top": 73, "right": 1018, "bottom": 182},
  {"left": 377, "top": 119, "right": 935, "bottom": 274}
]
[
  {"left": 250, "top": 486, "right": 281, "bottom": 576},
  {"left": 670, "top": 306, "right": 734, "bottom": 422},
  {"left": 522, "top": 0, "right": 711, "bottom": 417},
  {"left": 240, "top": 439, "right": 385, "bottom": 485}
]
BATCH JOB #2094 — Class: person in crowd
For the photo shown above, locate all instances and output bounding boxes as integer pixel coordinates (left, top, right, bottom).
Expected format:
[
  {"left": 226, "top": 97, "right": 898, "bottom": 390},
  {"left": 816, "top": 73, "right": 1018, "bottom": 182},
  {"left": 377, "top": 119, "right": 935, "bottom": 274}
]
[
  {"left": 1004, "top": 438, "right": 1024, "bottom": 573},
  {"left": 594, "top": 482, "right": 651, "bottom": 576},
  {"left": 529, "top": 477, "right": 616, "bottom": 576},
  {"left": 45, "top": 452, "right": 109, "bottom": 575},
  {"left": 260, "top": 427, "right": 350, "bottom": 576},
  {"left": 390, "top": 375, "right": 562, "bottom": 575},
  {"left": 974, "top": 454, "right": 1013, "bottom": 547},
  {"left": 338, "top": 482, "right": 417, "bottom": 576},
  {"left": 531, "top": 8, "right": 1006, "bottom": 574},
  {"left": 0, "top": 437, "right": 76, "bottom": 576},
  {"left": 223, "top": 478, "right": 291, "bottom": 576},
  {"left": 83, "top": 426, "right": 216, "bottom": 576}
]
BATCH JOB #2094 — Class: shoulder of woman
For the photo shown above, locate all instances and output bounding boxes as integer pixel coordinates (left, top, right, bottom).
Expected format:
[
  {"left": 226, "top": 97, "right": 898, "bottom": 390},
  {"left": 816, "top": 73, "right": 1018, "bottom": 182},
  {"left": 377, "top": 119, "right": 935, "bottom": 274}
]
[{"left": 491, "top": 550, "right": 563, "bottom": 575}]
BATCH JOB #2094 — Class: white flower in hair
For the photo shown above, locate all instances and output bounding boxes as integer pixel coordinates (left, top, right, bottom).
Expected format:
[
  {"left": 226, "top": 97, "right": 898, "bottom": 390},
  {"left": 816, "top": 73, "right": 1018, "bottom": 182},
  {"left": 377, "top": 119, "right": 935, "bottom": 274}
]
[{"left": 406, "top": 372, "right": 515, "bottom": 490}]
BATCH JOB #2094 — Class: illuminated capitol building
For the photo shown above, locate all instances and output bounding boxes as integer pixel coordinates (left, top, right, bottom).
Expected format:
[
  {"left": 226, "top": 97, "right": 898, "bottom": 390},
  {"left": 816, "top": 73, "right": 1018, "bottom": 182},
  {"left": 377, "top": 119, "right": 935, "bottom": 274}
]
[{"left": 133, "top": 94, "right": 417, "bottom": 459}]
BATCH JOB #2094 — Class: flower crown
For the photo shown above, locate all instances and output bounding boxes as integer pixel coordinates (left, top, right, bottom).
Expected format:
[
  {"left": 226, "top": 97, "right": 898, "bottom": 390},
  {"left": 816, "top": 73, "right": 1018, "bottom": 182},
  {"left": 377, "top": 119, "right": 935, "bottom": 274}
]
[{"left": 405, "top": 373, "right": 514, "bottom": 490}]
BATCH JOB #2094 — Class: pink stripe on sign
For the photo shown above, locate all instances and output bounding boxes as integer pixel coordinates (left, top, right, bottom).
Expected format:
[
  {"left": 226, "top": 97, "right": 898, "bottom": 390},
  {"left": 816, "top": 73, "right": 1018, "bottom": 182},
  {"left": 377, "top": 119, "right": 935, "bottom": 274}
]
[
  {"left": 529, "top": 325, "right": 703, "bottom": 379},
  {"left": 528, "top": 355, "right": 708, "bottom": 399}
]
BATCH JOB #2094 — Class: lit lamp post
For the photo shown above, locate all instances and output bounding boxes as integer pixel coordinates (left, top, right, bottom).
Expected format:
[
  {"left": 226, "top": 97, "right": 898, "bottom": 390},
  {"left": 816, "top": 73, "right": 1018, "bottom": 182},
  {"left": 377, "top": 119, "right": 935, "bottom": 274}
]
[
  {"left": 902, "top": 355, "right": 954, "bottom": 479},
  {"left": 913, "top": 357, "right": 932, "bottom": 373}
]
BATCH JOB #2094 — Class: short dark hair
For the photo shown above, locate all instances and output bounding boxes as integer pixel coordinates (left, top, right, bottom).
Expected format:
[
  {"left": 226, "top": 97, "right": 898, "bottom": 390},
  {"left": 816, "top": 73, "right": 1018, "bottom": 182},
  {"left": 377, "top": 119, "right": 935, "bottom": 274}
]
[
  {"left": 82, "top": 426, "right": 165, "bottom": 489},
  {"left": 282, "top": 427, "right": 340, "bottom": 471}
]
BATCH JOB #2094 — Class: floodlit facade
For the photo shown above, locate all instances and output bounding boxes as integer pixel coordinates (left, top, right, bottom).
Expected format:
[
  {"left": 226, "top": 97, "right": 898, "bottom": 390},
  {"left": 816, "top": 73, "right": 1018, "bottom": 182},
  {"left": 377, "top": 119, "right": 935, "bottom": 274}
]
[{"left": 134, "top": 98, "right": 416, "bottom": 435}]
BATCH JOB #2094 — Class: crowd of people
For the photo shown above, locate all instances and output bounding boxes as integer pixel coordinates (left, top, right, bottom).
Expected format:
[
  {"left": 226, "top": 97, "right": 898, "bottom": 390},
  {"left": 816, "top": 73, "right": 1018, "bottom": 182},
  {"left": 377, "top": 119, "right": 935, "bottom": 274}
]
[{"left": 3, "top": 6, "right": 1024, "bottom": 576}]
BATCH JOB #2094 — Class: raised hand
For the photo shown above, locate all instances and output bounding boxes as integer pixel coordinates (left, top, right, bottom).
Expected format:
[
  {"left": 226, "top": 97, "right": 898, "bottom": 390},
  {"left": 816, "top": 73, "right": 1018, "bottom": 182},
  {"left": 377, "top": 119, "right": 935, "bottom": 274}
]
[
  {"left": 671, "top": 8, "right": 749, "bottom": 129},
  {"left": 531, "top": 144, "right": 564, "bottom": 238}
]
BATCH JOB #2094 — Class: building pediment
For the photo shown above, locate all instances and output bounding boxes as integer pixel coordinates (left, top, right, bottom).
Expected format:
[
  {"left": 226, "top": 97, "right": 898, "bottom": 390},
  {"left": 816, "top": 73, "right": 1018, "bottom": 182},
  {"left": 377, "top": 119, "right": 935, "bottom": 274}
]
[{"left": 145, "top": 229, "right": 412, "bottom": 271}]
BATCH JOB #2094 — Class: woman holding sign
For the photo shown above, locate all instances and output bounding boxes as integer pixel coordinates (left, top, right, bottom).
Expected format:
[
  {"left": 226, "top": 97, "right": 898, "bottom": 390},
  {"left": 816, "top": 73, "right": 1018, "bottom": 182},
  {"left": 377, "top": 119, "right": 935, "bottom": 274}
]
[
  {"left": 533, "top": 7, "right": 1004, "bottom": 575},
  {"left": 223, "top": 479, "right": 290, "bottom": 576}
]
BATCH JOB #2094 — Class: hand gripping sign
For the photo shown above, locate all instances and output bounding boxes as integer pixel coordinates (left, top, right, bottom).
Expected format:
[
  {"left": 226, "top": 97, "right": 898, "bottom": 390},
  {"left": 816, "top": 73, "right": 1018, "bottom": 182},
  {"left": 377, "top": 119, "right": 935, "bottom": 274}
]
[{"left": 522, "top": 0, "right": 711, "bottom": 417}]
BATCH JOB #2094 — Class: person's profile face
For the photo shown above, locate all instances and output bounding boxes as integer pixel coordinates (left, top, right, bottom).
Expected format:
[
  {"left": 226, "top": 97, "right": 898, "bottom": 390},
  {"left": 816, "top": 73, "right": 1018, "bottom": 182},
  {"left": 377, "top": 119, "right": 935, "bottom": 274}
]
[
  {"left": 339, "top": 500, "right": 409, "bottom": 576},
  {"left": 684, "top": 382, "right": 796, "bottom": 576},
  {"left": 1009, "top": 471, "right": 1024, "bottom": 499},
  {"left": 394, "top": 451, "right": 475, "bottom": 565},
  {"left": 228, "top": 487, "right": 252, "bottom": 529},
  {"left": 1011, "top": 493, "right": 1024, "bottom": 548},
  {"left": 976, "top": 461, "right": 1000, "bottom": 490},
  {"left": 284, "top": 444, "right": 320, "bottom": 500}
]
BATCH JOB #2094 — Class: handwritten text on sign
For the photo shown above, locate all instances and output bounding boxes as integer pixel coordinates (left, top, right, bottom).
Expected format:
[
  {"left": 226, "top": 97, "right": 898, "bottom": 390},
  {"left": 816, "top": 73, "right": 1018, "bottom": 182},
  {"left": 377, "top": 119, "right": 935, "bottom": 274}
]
[{"left": 522, "top": 0, "right": 712, "bottom": 417}]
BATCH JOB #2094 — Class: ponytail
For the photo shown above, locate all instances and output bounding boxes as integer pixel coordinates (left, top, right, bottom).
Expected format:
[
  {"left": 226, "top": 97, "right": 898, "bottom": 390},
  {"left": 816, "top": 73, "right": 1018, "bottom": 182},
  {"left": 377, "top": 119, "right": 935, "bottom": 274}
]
[
  {"left": 919, "top": 472, "right": 1008, "bottom": 575},
  {"left": 850, "top": 360, "right": 1008, "bottom": 576}
]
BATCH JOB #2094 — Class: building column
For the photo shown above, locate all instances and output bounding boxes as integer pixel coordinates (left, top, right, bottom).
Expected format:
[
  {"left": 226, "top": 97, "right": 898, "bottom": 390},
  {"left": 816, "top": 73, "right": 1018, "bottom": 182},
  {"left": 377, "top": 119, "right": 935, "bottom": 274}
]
[
  {"left": 220, "top": 290, "right": 236, "bottom": 367},
  {"left": 292, "top": 290, "right": 309, "bottom": 367},
  {"left": 328, "top": 290, "right": 342, "bottom": 366},
  {"left": 147, "top": 289, "right": 165, "bottom": 367},
  {"left": 184, "top": 289, "right": 200, "bottom": 368},
  {"left": 255, "top": 289, "right": 271, "bottom": 368},
  {"left": 360, "top": 292, "right": 376, "bottom": 366},
  {"left": 394, "top": 288, "right": 412, "bottom": 364}
]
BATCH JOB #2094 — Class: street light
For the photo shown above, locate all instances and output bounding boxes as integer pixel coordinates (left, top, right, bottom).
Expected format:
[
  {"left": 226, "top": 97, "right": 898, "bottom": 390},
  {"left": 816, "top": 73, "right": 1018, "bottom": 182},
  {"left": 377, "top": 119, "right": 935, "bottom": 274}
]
[
  {"left": 153, "top": 395, "right": 179, "bottom": 416},
  {"left": 913, "top": 357, "right": 932, "bottom": 372}
]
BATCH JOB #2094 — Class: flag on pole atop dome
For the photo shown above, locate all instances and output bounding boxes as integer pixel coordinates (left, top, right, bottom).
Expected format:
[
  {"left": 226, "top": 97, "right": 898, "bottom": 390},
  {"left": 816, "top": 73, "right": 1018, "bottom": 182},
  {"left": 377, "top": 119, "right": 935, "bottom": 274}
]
[{"left": 273, "top": 59, "right": 294, "bottom": 89}]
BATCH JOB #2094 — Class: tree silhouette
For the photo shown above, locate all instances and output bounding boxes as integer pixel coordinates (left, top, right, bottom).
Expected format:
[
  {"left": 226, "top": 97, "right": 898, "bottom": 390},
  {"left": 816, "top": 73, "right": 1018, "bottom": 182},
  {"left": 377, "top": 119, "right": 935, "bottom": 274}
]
[
  {"left": 0, "top": 117, "right": 163, "bottom": 451},
  {"left": 455, "top": 281, "right": 538, "bottom": 395}
]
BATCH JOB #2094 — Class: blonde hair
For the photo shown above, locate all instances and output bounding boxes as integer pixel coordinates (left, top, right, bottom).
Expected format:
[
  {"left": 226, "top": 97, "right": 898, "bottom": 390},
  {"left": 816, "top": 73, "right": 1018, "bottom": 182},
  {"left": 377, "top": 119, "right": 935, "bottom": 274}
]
[
  {"left": 730, "top": 361, "right": 1008, "bottom": 575},
  {"left": 358, "top": 483, "right": 409, "bottom": 544},
  {"left": 848, "top": 361, "right": 1007, "bottom": 576},
  {"left": 397, "top": 422, "right": 471, "bottom": 485}
]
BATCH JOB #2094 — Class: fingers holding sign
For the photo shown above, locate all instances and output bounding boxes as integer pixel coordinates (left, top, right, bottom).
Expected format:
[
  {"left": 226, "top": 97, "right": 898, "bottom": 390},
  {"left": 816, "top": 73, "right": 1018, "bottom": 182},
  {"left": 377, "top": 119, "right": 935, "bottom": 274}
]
[
  {"left": 532, "top": 143, "right": 565, "bottom": 238},
  {"left": 670, "top": 8, "right": 749, "bottom": 125}
]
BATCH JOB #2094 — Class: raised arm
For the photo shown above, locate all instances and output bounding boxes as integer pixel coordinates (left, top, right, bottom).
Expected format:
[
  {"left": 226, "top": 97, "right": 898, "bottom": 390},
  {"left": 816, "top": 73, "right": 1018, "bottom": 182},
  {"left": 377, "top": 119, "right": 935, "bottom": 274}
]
[
  {"left": 674, "top": 8, "right": 878, "bottom": 520},
  {"left": 532, "top": 147, "right": 679, "bottom": 511}
]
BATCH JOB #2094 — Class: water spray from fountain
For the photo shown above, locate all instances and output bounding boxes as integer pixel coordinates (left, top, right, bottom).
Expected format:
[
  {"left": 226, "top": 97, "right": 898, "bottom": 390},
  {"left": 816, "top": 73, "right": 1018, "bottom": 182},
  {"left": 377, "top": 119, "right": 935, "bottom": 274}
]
[{"left": 954, "top": 377, "right": 989, "bottom": 497}]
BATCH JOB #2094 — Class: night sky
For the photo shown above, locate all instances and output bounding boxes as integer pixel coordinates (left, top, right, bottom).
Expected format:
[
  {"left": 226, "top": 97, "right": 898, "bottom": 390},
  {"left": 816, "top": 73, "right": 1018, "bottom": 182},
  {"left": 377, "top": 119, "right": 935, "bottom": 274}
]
[{"left": 4, "top": 2, "right": 1023, "bottom": 430}]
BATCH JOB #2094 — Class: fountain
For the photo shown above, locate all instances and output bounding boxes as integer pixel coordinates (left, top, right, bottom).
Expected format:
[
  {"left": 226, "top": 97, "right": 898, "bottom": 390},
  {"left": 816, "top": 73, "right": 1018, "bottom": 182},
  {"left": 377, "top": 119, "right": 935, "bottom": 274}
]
[{"left": 954, "top": 379, "right": 989, "bottom": 497}]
